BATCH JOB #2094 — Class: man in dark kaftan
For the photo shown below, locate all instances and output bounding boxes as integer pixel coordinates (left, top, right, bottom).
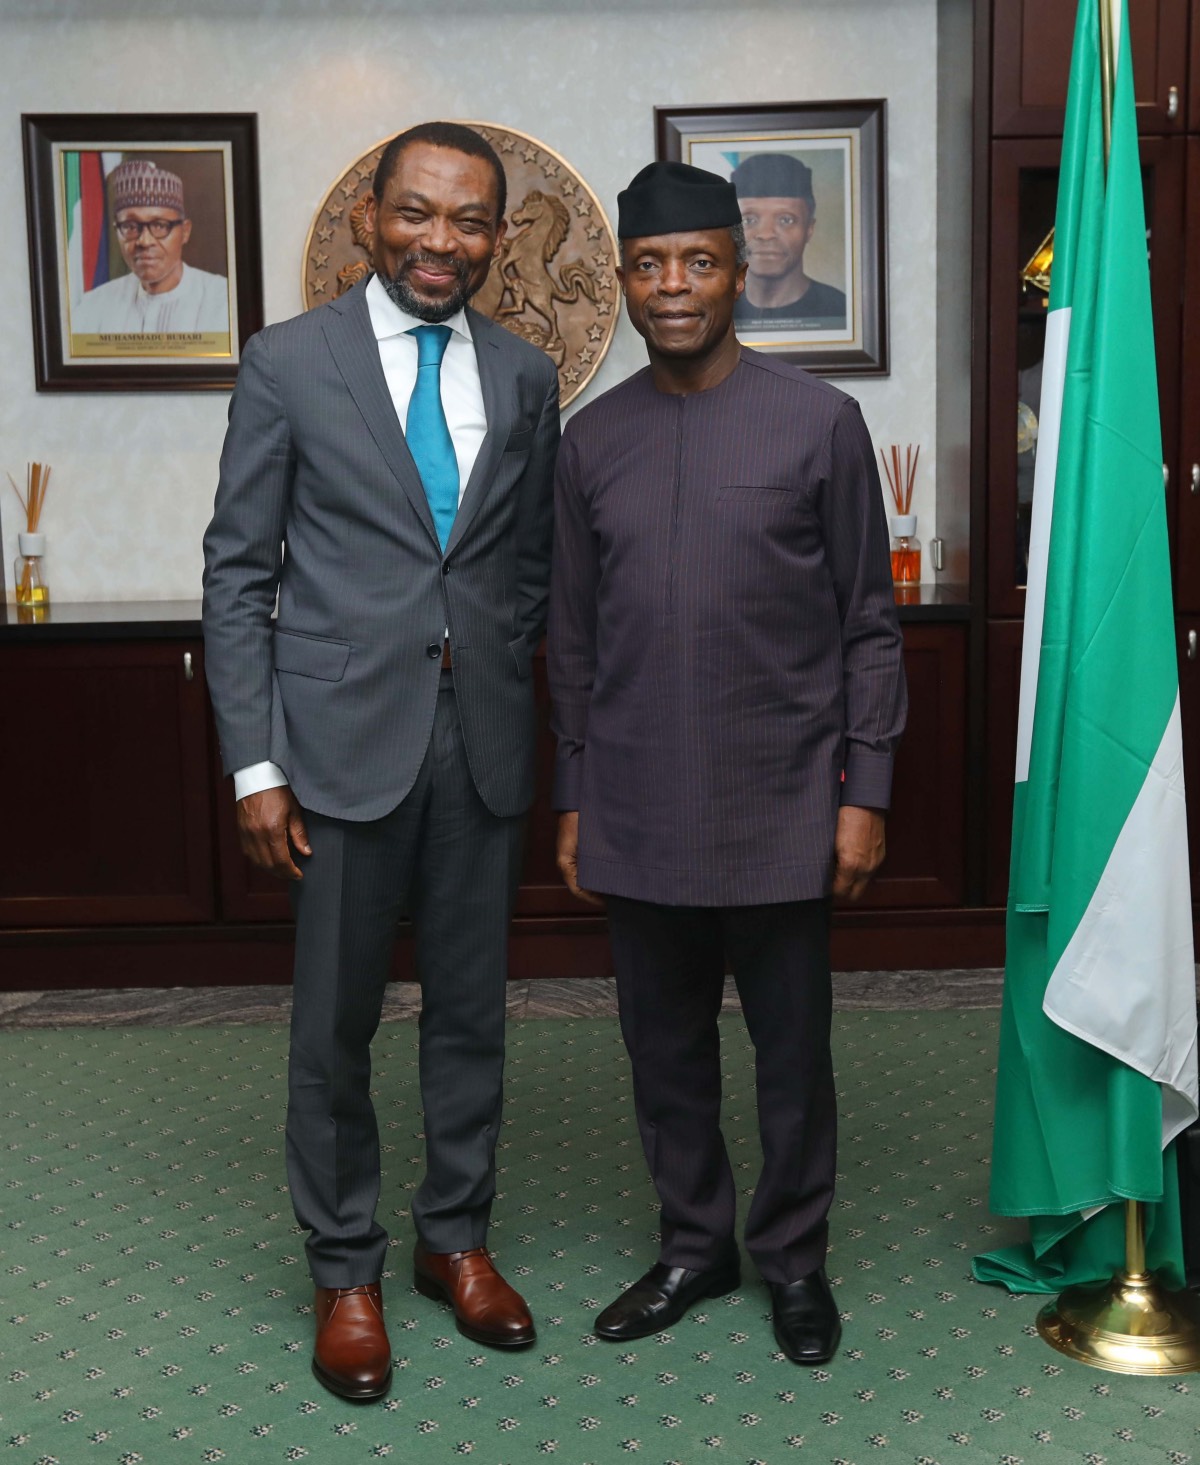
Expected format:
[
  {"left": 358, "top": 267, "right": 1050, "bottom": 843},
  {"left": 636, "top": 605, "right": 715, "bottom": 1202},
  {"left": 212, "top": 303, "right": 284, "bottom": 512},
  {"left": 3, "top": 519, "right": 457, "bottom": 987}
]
[{"left": 547, "top": 161, "right": 906, "bottom": 1364}]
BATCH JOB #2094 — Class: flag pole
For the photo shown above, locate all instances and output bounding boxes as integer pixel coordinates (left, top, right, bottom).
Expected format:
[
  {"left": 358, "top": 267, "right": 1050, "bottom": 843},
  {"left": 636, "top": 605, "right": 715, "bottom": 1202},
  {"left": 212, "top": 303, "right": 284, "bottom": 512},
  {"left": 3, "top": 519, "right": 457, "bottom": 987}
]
[{"left": 1032, "top": 5, "right": 1200, "bottom": 1371}]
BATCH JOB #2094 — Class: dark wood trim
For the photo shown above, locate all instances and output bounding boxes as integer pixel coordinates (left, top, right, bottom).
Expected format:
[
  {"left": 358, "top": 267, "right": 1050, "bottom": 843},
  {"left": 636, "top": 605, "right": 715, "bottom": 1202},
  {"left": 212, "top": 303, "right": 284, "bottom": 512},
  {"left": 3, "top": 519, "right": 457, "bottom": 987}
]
[
  {"left": 967, "top": 0, "right": 994, "bottom": 907},
  {"left": 0, "top": 908, "right": 1010, "bottom": 990},
  {"left": 1176, "top": 137, "right": 1200, "bottom": 611}
]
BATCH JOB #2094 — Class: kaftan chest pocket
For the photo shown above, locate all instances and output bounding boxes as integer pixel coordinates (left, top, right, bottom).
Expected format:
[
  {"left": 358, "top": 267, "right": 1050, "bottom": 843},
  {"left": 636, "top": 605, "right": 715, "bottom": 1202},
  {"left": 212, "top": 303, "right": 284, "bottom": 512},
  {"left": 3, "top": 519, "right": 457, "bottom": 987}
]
[{"left": 717, "top": 484, "right": 795, "bottom": 504}]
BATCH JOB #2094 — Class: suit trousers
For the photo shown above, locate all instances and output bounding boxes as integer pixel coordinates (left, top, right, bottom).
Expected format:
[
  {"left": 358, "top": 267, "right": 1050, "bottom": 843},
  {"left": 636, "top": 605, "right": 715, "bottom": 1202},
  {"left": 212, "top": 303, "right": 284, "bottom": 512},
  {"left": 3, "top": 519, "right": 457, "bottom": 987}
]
[
  {"left": 286, "top": 668, "right": 525, "bottom": 1287},
  {"left": 606, "top": 895, "right": 836, "bottom": 1283}
]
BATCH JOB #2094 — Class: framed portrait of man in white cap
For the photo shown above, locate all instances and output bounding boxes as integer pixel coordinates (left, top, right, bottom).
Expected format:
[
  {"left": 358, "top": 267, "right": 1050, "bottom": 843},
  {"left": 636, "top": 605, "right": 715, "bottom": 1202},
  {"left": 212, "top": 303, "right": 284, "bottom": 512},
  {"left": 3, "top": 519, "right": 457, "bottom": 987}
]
[
  {"left": 655, "top": 101, "right": 888, "bottom": 378},
  {"left": 22, "top": 113, "right": 264, "bottom": 391}
]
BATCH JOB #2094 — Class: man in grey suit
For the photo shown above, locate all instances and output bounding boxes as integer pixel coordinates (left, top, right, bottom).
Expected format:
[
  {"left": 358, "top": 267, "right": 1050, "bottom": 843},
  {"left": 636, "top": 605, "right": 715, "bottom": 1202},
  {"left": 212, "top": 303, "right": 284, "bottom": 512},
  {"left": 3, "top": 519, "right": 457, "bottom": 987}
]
[
  {"left": 202, "top": 122, "right": 559, "bottom": 1401},
  {"left": 549, "top": 162, "right": 905, "bottom": 1365}
]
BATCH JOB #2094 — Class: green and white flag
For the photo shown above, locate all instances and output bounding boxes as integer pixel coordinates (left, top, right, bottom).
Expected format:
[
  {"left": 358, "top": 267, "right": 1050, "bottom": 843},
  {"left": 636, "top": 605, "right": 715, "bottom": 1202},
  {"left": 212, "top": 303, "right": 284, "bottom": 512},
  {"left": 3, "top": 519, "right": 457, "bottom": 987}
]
[{"left": 974, "top": 0, "right": 1198, "bottom": 1293}]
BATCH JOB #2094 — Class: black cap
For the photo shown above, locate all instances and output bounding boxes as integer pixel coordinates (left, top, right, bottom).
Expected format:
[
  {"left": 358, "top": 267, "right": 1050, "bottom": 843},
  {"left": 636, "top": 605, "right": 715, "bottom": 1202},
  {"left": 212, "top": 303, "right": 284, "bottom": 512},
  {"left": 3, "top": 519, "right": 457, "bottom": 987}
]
[
  {"left": 616, "top": 160, "right": 742, "bottom": 240},
  {"left": 730, "top": 152, "right": 814, "bottom": 205}
]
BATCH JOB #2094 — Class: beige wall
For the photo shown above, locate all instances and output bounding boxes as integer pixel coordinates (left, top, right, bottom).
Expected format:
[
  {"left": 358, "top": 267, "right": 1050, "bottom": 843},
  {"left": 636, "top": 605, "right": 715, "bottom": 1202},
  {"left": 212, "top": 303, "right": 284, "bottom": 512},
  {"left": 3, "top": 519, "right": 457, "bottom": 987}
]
[{"left": 0, "top": 0, "right": 940, "bottom": 601}]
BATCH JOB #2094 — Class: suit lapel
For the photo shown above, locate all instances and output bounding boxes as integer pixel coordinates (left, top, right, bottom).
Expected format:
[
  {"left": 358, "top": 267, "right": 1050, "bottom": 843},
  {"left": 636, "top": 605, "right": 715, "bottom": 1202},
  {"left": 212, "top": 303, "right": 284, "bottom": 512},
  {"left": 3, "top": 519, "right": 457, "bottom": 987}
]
[
  {"left": 445, "top": 311, "right": 515, "bottom": 557},
  {"left": 320, "top": 278, "right": 439, "bottom": 547}
]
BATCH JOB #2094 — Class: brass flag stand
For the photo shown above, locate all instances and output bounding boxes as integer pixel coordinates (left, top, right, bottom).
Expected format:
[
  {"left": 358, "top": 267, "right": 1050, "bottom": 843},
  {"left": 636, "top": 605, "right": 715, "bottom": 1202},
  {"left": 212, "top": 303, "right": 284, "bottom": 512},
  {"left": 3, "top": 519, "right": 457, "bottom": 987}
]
[
  {"left": 1032, "top": 3, "right": 1200, "bottom": 1374},
  {"left": 1037, "top": 1201, "right": 1200, "bottom": 1374}
]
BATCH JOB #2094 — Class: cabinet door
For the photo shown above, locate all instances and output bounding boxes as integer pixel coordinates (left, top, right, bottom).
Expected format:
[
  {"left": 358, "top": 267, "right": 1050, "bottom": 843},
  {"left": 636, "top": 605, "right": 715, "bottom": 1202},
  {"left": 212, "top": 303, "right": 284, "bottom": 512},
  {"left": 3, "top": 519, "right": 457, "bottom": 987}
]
[
  {"left": 993, "top": 0, "right": 1189, "bottom": 136},
  {"left": 1176, "top": 139, "right": 1200, "bottom": 612},
  {"left": 0, "top": 641, "right": 214, "bottom": 927},
  {"left": 1180, "top": 618, "right": 1200, "bottom": 901},
  {"left": 987, "top": 136, "right": 1183, "bottom": 616},
  {"left": 856, "top": 624, "right": 967, "bottom": 909}
]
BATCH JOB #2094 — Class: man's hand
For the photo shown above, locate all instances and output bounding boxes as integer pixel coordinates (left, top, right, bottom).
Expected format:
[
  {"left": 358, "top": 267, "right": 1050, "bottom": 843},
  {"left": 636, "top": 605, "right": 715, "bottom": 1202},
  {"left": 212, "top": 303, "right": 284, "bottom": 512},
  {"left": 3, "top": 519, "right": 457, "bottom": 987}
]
[
  {"left": 237, "top": 786, "right": 312, "bottom": 881},
  {"left": 831, "top": 805, "right": 886, "bottom": 902},
  {"left": 556, "top": 811, "right": 604, "bottom": 908}
]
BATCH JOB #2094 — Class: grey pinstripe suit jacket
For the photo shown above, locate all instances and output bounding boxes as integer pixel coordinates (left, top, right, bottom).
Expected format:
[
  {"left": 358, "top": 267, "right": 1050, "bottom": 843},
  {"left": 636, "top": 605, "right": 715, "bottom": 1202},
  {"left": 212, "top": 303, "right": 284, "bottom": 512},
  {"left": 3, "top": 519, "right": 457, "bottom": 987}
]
[{"left": 202, "top": 275, "right": 560, "bottom": 822}]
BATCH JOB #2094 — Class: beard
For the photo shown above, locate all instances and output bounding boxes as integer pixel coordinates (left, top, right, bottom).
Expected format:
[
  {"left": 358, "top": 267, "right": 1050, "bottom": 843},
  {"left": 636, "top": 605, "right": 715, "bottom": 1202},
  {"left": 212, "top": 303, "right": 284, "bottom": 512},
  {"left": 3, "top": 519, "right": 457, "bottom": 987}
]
[{"left": 379, "top": 251, "right": 475, "bottom": 322}]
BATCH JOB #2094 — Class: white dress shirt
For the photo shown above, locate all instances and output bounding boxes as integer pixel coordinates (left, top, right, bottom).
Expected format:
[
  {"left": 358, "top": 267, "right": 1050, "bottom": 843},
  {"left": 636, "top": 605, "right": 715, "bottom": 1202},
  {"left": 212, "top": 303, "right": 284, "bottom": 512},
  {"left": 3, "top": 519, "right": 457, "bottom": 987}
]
[{"left": 233, "top": 275, "right": 488, "bottom": 801}]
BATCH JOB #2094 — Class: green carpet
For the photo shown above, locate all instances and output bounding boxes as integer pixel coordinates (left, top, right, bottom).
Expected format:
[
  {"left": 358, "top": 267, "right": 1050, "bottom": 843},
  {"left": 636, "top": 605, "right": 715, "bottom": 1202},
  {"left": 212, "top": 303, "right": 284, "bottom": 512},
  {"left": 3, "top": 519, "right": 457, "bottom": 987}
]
[{"left": 2, "top": 1012, "right": 1195, "bottom": 1464}]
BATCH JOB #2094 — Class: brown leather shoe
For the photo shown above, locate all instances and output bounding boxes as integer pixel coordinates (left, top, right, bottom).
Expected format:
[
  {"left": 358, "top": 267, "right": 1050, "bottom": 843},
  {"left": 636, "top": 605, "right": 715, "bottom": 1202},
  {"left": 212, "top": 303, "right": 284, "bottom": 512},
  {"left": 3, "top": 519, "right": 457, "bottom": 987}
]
[
  {"left": 311, "top": 1282, "right": 392, "bottom": 1401},
  {"left": 413, "top": 1243, "right": 536, "bottom": 1348}
]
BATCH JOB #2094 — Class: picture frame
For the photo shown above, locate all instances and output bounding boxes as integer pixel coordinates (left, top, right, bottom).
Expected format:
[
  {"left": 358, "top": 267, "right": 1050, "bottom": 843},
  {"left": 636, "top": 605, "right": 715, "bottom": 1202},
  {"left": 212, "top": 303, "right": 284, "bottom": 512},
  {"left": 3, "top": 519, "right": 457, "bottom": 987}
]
[
  {"left": 655, "top": 100, "right": 888, "bottom": 377},
  {"left": 21, "top": 113, "right": 263, "bottom": 392}
]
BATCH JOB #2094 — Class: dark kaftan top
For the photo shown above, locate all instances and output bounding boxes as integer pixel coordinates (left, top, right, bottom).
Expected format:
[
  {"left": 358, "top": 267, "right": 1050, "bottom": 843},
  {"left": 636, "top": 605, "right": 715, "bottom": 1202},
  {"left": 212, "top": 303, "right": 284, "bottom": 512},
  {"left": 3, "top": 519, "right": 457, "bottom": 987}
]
[{"left": 547, "top": 348, "right": 906, "bottom": 906}]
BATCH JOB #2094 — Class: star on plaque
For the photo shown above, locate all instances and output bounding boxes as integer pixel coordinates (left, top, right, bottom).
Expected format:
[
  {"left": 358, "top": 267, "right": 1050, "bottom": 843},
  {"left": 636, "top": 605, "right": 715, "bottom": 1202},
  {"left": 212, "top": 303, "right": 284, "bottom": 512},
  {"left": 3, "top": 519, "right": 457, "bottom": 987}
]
[
  {"left": 498, "top": 136, "right": 516, "bottom": 153},
  {"left": 596, "top": 300, "right": 612, "bottom": 315},
  {"left": 596, "top": 273, "right": 614, "bottom": 291},
  {"left": 563, "top": 365, "right": 581, "bottom": 384},
  {"left": 356, "top": 164, "right": 374, "bottom": 183},
  {"left": 542, "top": 160, "right": 560, "bottom": 179},
  {"left": 574, "top": 199, "right": 592, "bottom": 217},
  {"left": 326, "top": 203, "right": 344, "bottom": 220},
  {"left": 578, "top": 346, "right": 595, "bottom": 364},
  {"left": 311, "top": 277, "right": 327, "bottom": 294},
  {"left": 311, "top": 251, "right": 329, "bottom": 270},
  {"left": 340, "top": 178, "right": 359, "bottom": 199},
  {"left": 317, "top": 225, "right": 334, "bottom": 244},
  {"left": 585, "top": 223, "right": 603, "bottom": 240},
  {"left": 521, "top": 145, "right": 538, "bottom": 163},
  {"left": 587, "top": 324, "right": 604, "bottom": 342}
]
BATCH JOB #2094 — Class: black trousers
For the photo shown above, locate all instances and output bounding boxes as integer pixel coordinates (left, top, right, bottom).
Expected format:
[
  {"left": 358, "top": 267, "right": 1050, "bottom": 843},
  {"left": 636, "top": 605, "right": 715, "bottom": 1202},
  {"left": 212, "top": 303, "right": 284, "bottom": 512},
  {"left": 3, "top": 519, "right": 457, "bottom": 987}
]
[
  {"left": 606, "top": 895, "right": 836, "bottom": 1284},
  {"left": 286, "top": 670, "right": 524, "bottom": 1288}
]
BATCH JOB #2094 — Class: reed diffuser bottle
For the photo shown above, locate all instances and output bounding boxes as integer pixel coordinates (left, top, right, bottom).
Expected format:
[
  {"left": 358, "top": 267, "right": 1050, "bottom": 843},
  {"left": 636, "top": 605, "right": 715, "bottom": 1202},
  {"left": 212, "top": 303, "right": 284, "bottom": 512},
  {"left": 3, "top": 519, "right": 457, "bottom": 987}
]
[
  {"left": 880, "top": 443, "right": 921, "bottom": 588},
  {"left": 15, "top": 532, "right": 49, "bottom": 611},
  {"left": 7, "top": 461, "right": 52, "bottom": 619}
]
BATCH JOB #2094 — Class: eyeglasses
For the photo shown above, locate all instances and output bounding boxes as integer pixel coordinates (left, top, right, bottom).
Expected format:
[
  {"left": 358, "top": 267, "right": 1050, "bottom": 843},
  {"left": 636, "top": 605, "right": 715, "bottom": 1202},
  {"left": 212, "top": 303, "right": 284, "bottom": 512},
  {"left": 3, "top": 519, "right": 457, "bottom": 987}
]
[{"left": 113, "top": 217, "right": 186, "bottom": 242}]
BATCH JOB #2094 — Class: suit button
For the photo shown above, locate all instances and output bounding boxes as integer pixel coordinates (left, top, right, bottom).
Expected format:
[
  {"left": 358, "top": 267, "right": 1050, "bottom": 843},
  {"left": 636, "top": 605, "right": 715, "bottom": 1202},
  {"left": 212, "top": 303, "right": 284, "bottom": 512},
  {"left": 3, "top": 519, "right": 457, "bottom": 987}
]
[
  {"left": 442, "top": 560, "right": 451, "bottom": 576},
  {"left": 426, "top": 642, "right": 441, "bottom": 659}
]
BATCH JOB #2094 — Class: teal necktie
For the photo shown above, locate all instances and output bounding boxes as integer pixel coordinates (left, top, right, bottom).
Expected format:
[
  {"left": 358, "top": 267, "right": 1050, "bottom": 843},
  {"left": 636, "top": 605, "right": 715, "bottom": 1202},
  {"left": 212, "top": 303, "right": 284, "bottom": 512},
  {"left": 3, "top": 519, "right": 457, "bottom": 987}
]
[{"left": 406, "top": 325, "right": 459, "bottom": 551}]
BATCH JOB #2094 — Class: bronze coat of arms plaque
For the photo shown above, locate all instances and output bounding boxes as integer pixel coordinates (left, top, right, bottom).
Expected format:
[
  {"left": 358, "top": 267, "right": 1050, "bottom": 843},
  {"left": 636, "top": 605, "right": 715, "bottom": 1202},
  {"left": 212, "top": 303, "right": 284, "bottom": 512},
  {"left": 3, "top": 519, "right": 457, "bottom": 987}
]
[{"left": 302, "top": 123, "right": 619, "bottom": 406}]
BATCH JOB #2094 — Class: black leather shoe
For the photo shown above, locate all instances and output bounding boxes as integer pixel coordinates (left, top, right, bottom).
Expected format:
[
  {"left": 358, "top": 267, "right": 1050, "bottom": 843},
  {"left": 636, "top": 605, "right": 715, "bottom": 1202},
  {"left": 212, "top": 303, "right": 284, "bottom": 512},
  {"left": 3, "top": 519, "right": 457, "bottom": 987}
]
[
  {"left": 594, "top": 1254, "right": 741, "bottom": 1341},
  {"left": 769, "top": 1268, "right": 842, "bottom": 1364}
]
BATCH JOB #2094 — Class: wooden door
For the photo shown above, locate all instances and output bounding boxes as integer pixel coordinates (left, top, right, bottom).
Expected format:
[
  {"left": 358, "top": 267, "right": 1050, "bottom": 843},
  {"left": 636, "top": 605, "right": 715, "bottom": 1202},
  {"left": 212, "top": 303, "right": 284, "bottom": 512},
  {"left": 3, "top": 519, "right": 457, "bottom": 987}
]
[
  {"left": 0, "top": 641, "right": 214, "bottom": 928},
  {"left": 992, "top": 0, "right": 1189, "bottom": 136}
]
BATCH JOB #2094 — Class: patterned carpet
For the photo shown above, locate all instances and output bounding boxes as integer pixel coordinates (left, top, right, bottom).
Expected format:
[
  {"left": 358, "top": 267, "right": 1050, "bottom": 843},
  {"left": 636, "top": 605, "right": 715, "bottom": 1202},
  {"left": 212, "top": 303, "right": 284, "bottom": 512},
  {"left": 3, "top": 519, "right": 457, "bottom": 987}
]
[{"left": 2, "top": 1011, "right": 1195, "bottom": 1465}]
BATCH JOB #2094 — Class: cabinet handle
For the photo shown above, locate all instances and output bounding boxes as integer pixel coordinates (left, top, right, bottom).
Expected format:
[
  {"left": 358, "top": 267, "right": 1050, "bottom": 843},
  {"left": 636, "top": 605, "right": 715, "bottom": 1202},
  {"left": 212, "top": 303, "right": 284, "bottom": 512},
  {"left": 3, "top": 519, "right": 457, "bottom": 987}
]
[
  {"left": 183, "top": 651, "right": 194, "bottom": 682},
  {"left": 1167, "top": 85, "right": 1180, "bottom": 120},
  {"left": 1189, "top": 631, "right": 1198, "bottom": 662},
  {"left": 1192, "top": 463, "right": 1199, "bottom": 494}
]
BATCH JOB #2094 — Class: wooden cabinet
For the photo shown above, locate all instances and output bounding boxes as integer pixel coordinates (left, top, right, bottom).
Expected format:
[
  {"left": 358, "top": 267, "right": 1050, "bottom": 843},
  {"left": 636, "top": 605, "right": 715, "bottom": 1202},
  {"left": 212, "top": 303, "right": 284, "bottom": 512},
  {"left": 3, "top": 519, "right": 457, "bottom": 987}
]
[
  {"left": 992, "top": 0, "right": 1190, "bottom": 136},
  {"left": 858, "top": 624, "right": 967, "bottom": 909},
  {"left": 987, "top": 134, "right": 1184, "bottom": 617},
  {"left": 0, "top": 609, "right": 973, "bottom": 980},
  {"left": 1176, "top": 138, "right": 1200, "bottom": 610},
  {"left": 0, "top": 640, "right": 214, "bottom": 927}
]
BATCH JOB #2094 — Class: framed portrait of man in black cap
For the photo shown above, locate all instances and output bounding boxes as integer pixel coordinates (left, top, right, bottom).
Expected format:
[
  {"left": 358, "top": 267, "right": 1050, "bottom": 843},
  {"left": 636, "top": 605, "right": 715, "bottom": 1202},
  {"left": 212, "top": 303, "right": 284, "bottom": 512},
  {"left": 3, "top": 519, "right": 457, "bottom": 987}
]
[
  {"left": 22, "top": 113, "right": 264, "bottom": 392},
  {"left": 655, "top": 101, "right": 888, "bottom": 377}
]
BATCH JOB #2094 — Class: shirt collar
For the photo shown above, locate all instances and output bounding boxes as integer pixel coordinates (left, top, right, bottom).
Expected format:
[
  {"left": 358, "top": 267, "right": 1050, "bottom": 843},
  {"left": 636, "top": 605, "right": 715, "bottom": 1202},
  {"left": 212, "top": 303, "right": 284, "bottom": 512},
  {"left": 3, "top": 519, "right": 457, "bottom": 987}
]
[{"left": 365, "top": 272, "right": 472, "bottom": 343}]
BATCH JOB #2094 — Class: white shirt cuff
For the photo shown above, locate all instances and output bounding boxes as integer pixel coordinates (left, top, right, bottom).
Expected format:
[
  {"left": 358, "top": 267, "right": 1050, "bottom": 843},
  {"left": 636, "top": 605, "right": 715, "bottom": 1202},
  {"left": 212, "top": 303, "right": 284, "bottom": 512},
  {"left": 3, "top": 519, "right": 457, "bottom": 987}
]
[{"left": 233, "top": 761, "right": 289, "bottom": 801}]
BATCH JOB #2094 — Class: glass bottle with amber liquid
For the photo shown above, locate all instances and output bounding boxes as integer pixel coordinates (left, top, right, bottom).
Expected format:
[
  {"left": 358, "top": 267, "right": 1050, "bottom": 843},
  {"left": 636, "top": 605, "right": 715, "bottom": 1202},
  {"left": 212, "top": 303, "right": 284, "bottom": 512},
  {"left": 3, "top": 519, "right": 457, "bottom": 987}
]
[
  {"left": 890, "top": 514, "right": 921, "bottom": 586},
  {"left": 14, "top": 532, "right": 49, "bottom": 621}
]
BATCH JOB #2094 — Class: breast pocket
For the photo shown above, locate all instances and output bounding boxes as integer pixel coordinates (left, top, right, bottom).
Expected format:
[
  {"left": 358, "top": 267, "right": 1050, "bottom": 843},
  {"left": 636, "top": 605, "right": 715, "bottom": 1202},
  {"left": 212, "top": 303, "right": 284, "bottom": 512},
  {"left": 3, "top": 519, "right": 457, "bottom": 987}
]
[
  {"left": 503, "top": 426, "right": 536, "bottom": 454},
  {"left": 273, "top": 629, "right": 351, "bottom": 681},
  {"left": 717, "top": 484, "right": 795, "bottom": 505}
]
